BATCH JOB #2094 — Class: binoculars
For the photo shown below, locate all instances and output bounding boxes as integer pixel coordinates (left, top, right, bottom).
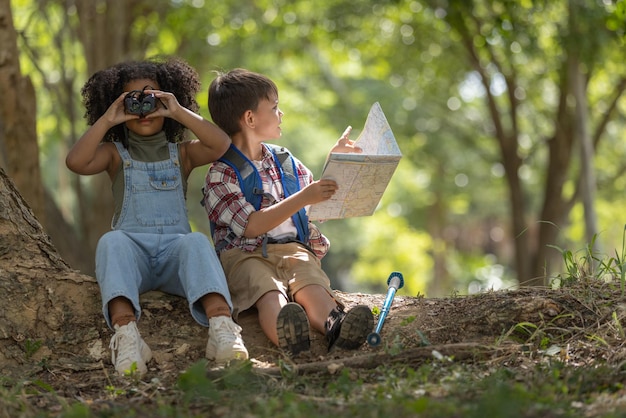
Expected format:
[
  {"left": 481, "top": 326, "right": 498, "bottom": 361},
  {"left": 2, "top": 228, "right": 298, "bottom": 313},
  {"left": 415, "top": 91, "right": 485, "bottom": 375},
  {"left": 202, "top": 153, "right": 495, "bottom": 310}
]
[{"left": 124, "top": 86, "right": 162, "bottom": 116}]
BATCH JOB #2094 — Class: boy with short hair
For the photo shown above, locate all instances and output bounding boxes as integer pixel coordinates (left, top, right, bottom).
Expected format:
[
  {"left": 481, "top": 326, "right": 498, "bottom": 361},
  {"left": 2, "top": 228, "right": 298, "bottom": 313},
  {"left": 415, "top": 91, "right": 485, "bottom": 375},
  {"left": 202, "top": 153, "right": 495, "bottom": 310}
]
[{"left": 202, "top": 68, "right": 373, "bottom": 356}]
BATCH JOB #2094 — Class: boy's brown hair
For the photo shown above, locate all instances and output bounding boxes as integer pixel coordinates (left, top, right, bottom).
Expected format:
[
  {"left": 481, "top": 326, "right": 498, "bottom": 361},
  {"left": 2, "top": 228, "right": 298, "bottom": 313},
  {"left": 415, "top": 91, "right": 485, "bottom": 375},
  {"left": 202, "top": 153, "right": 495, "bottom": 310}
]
[{"left": 208, "top": 69, "right": 278, "bottom": 137}]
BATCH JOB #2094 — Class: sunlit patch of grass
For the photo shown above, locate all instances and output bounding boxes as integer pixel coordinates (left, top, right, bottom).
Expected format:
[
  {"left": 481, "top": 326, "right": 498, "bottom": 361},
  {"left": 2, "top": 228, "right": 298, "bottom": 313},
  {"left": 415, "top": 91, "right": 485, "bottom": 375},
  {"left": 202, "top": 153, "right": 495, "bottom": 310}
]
[{"left": 550, "top": 228, "right": 626, "bottom": 293}]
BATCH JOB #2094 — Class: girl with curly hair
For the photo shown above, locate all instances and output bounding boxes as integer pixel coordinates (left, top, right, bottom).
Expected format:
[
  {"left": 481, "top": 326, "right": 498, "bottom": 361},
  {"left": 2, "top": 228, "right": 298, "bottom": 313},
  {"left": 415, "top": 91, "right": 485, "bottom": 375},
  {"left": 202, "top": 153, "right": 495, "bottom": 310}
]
[{"left": 66, "top": 58, "right": 248, "bottom": 377}]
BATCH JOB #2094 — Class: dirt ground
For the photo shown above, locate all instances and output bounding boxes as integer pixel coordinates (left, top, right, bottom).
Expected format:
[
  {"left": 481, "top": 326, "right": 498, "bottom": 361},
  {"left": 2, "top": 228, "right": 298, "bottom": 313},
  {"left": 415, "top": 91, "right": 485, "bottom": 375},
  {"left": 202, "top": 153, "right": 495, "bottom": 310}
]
[
  {"left": 92, "top": 290, "right": 427, "bottom": 375},
  {"left": 7, "top": 280, "right": 626, "bottom": 416},
  {"left": 4, "top": 169, "right": 625, "bottom": 415},
  {"left": 12, "top": 289, "right": 457, "bottom": 390}
]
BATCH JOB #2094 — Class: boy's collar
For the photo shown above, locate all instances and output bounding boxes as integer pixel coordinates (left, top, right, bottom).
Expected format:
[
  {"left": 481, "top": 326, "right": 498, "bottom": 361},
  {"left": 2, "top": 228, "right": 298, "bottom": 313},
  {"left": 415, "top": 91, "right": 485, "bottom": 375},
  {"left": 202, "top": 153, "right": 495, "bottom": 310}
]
[{"left": 230, "top": 137, "right": 266, "bottom": 161}]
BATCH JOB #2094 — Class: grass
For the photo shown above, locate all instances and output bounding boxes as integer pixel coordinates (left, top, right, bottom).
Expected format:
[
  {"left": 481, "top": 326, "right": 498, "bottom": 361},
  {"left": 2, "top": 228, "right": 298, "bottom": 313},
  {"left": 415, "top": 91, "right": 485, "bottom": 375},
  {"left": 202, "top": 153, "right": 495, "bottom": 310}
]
[
  {"left": 0, "top": 360, "right": 625, "bottom": 418},
  {"left": 3, "top": 349, "right": 626, "bottom": 417}
]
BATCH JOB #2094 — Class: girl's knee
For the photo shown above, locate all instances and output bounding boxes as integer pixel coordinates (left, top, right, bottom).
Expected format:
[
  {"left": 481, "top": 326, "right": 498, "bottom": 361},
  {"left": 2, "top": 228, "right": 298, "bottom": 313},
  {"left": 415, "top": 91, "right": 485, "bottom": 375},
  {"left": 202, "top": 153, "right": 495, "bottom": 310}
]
[
  {"left": 180, "top": 232, "right": 213, "bottom": 250},
  {"left": 96, "top": 231, "right": 134, "bottom": 256},
  {"left": 98, "top": 230, "right": 128, "bottom": 246}
]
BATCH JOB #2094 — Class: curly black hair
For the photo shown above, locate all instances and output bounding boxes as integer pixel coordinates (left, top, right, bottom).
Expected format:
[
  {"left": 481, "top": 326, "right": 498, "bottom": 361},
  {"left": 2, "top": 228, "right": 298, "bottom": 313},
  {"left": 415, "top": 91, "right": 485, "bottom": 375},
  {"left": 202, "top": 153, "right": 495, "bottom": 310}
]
[{"left": 81, "top": 57, "right": 201, "bottom": 144}]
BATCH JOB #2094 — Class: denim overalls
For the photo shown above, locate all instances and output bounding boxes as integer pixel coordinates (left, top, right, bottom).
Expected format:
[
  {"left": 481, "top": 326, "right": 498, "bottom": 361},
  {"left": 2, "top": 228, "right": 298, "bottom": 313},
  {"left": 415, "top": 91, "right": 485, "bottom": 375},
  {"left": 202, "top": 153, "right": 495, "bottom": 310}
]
[{"left": 95, "top": 141, "right": 232, "bottom": 329}]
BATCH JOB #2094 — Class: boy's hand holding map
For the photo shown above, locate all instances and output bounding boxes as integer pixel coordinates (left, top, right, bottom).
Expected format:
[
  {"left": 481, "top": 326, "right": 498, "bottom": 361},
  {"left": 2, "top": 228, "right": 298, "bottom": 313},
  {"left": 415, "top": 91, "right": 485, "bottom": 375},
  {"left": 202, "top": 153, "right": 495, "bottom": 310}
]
[{"left": 308, "top": 102, "right": 402, "bottom": 221}]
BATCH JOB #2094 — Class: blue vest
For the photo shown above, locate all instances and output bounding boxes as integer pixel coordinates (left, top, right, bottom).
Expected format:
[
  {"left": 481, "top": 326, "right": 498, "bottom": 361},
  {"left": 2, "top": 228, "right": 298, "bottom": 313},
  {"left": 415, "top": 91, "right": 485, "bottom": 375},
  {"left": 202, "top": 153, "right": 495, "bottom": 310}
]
[{"left": 211, "top": 143, "right": 309, "bottom": 250}]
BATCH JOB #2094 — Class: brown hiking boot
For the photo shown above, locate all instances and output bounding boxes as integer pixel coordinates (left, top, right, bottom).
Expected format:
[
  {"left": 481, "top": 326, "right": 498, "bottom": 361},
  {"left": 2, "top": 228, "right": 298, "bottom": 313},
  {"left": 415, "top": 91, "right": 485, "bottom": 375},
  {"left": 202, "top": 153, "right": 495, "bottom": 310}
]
[
  {"left": 276, "top": 303, "right": 311, "bottom": 356},
  {"left": 325, "top": 305, "right": 374, "bottom": 351}
]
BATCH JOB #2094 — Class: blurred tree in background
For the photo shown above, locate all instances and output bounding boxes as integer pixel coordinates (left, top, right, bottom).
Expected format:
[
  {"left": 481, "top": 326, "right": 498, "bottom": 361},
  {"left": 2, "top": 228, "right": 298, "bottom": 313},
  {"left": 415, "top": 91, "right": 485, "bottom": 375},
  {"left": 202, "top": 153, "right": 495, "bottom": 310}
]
[{"left": 3, "top": 0, "right": 626, "bottom": 297}]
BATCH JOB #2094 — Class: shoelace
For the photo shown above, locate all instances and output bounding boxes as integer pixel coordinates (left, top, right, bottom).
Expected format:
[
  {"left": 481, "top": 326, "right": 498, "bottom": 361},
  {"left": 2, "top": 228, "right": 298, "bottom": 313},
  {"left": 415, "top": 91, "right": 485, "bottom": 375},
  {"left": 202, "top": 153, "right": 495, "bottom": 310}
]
[
  {"left": 109, "top": 326, "right": 136, "bottom": 364},
  {"left": 212, "top": 319, "right": 242, "bottom": 344}
]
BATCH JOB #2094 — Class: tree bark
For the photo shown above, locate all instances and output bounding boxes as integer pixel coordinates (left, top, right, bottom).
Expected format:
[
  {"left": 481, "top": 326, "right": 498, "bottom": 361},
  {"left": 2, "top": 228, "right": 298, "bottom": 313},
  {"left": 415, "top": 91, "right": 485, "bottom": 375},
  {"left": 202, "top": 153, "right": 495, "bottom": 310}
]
[
  {"left": 569, "top": 0, "right": 599, "bottom": 252},
  {"left": 0, "top": 0, "right": 44, "bottom": 222},
  {"left": 427, "top": 162, "right": 452, "bottom": 297},
  {"left": 0, "top": 167, "right": 101, "bottom": 373}
]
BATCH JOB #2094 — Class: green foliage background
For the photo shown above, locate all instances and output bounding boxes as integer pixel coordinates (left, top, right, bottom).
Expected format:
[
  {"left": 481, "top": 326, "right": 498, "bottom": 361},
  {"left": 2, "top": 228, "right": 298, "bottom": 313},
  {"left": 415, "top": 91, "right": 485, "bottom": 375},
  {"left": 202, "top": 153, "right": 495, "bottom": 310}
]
[{"left": 9, "top": 0, "right": 626, "bottom": 297}]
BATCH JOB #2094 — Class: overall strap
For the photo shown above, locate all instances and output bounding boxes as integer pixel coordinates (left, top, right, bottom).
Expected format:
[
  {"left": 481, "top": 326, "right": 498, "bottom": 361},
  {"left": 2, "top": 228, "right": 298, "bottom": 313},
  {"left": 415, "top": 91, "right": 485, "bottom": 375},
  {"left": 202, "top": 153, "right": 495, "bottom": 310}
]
[
  {"left": 167, "top": 142, "right": 179, "bottom": 163},
  {"left": 113, "top": 141, "right": 131, "bottom": 161}
]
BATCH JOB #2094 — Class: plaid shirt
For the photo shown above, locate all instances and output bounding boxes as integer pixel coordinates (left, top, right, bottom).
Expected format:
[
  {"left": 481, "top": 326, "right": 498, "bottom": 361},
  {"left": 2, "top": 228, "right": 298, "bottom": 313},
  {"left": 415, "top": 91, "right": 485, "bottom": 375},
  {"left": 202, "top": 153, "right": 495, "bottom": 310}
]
[{"left": 203, "top": 144, "right": 330, "bottom": 259}]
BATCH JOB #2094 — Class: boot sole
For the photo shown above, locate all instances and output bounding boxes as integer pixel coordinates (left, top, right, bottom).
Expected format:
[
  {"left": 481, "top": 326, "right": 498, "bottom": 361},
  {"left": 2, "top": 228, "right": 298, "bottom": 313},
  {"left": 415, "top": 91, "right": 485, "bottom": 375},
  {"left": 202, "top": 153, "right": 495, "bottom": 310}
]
[
  {"left": 276, "top": 303, "right": 311, "bottom": 356},
  {"left": 334, "top": 305, "right": 374, "bottom": 350}
]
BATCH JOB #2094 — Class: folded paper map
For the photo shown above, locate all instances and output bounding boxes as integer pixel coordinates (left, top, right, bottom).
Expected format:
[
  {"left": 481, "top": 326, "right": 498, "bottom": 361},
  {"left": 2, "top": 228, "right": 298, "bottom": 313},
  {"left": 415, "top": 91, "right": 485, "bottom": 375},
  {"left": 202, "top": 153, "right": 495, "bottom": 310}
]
[{"left": 308, "top": 102, "right": 402, "bottom": 220}]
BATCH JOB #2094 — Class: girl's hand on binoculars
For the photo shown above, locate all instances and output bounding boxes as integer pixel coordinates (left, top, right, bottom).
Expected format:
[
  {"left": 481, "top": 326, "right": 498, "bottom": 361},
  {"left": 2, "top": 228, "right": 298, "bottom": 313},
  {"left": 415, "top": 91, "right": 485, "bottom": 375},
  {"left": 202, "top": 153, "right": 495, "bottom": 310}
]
[
  {"left": 106, "top": 92, "right": 138, "bottom": 126},
  {"left": 145, "top": 90, "right": 182, "bottom": 119}
]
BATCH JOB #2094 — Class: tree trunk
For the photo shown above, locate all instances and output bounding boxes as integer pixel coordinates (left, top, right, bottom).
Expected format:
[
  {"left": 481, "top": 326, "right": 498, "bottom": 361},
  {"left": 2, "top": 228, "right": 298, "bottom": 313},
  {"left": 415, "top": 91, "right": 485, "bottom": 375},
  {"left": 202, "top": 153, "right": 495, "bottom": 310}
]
[
  {"left": 532, "top": 67, "right": 574, "bottom": 282},
  {"left": 502, "top": 136, "right": 533, "bottom": 286},
  {"left": 568, "top": 0, "right": 599, "bottom": 252},
  {"left": 452, "top": 14, "right": 535, "bottom": 287},
  {"left": 530, "top": 0, "right": 602, "bottom": 282},
  {"left": 0, "top": 167, "right": 101, "bottom": 374},
  {"left": 427, "top": 162, "right": 452, "bottom": 297},
  {"left": 0, "top": 0, "right": 44, "bottom": 222}
]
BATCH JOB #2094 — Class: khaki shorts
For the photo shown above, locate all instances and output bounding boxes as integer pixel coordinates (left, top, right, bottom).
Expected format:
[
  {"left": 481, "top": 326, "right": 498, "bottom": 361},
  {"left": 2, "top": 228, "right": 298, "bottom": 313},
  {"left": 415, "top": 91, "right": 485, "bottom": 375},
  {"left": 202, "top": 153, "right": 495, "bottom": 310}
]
[{"left": 219, "top": 242, "right": 336, "bottom": 320}]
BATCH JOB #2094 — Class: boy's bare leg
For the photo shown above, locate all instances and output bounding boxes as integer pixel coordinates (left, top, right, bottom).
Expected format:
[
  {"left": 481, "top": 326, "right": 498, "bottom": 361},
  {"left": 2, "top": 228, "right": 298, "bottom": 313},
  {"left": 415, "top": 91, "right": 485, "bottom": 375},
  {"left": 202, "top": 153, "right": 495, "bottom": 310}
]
[
  {"left": 255, "top": 290, "right": 288, "bottom": 345},
  {"left": 293, "top": 285, "right": 337, "bottom": 333}
]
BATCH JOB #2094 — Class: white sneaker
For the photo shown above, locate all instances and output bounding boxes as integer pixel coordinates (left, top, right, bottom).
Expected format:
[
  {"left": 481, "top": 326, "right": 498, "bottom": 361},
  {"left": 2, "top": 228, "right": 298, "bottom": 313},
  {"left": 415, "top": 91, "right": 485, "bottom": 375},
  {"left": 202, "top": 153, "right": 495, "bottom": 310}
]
[
  {"left": 109, "top": 322, "right": 152, "bottom": 377},
  {"left": 206, "top": 316, "right": 249, "bottom": 364}
]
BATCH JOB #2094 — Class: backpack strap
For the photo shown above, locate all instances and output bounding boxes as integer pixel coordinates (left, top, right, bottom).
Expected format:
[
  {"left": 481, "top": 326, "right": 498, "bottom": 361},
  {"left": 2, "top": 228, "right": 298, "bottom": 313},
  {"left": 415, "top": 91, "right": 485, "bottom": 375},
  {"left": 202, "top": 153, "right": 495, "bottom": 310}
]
[
  {"left": 219, "top": 145, "right": 265, "bottom": 210},
  {"left": 266, "top": 144, "right": 309, "bottom": 243},
  {"left": 205, "top": 143, "right": 310, "bottom": 254}
]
